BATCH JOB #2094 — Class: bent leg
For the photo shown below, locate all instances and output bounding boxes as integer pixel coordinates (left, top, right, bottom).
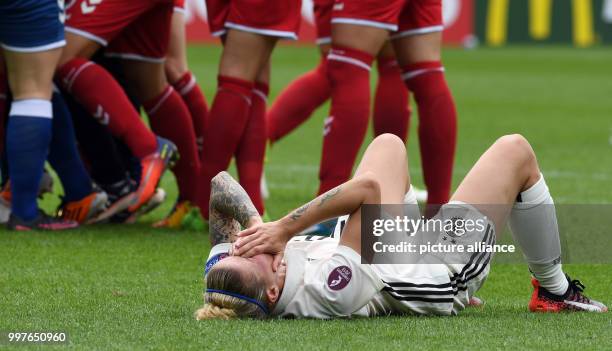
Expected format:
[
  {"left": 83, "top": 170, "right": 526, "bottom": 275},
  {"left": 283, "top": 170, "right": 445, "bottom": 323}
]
[
  {"left": 124, "top": 60, "right": 201, "bottom": 204},
  {"left": 337, "top": 134, "right": 409, "bottom": 255},
  {"left": 451, "top": 134, "right": 571, "bottom": 296},
  {"left": 353, "top": 134, "right": 409, "bottom": 204},
  {"left": 56, "top": 33, "right": 158, "bottom": 158},
  {"left": 450, "top": 134, "right": 540, "bottom": 231}
]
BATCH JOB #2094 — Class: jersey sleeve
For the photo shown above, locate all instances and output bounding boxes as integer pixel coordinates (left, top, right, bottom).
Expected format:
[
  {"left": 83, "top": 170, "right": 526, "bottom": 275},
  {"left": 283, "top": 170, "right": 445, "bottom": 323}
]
[
  {"left": 331, "top": 215, "right": 350, "bottom": 240},
  {"left": 302, "top": 245, "right": 384, "bottom": 317}
]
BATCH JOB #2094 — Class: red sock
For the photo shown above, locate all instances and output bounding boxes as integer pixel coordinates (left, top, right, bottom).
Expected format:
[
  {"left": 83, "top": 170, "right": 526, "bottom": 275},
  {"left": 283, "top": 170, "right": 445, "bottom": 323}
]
[
  {"left": 56, "top": 58, "right": 157, "bottom": 158},
  {"left": 236, "top": 82, "right": 268, "bottom": 215},
  {"left": 172, "top": 71, "right": 208, "bottom": 157},
  {"left": 144, "top": 86, "right": 200, "bottom": 203},
  {"left": 0, "top": 70, "right": 7, "bottom": 155},
  {"left": 198, "top": 75, "right": 253, "bottom": 218},
  {"left": 318, "top": 46, "right": 374, "bottom": 194},
  {"left": 374, "top": 56, "right": 411, "bottom": 142},
  {"left": 267, "top": 58, "right": 331, "bottom": 142},
  {"left": 403, "top": 61, "right": 457, "bottom": 214}
]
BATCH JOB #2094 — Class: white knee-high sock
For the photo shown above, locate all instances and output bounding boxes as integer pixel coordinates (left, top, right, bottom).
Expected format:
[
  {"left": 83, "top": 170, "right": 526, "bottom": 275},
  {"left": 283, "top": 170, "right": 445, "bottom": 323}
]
[
  {"left": 404, "top": 185, "right": 421, "bottom": 221},
  {"left": 509, "top": 174, "right": 569, "bottom": 295}
]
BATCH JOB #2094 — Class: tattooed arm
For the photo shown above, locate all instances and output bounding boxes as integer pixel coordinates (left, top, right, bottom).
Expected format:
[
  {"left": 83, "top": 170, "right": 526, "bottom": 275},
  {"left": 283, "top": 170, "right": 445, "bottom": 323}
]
[
  {"left": 278, "top": 174, "right": 380, "bottom": 237},
  {"left": 233, "top": 173, "right": 381, "bottom": 258},
  {"left": 209, "top": 171, "right": 262, "bottom": 247}
]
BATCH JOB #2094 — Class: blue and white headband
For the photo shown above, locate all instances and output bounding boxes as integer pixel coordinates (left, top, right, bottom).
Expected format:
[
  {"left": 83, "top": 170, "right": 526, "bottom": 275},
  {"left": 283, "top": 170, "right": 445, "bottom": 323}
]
[{"left": 205, "top": 288, "right": 269, "bottom": 314}]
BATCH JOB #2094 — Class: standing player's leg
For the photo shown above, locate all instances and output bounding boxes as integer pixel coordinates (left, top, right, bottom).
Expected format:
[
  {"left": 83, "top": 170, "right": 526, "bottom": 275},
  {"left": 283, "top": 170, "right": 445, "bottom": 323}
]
[
  {"left": 451, "top": 134, "right": 607, "bottom": 312},
  {"left": 56, "top": 0, "right": 177, "bottom": 213},
  {"left": 119, "top": 59, "right": 200, "bottom": 225},
  {"left": 373, "top": 41, "right": 411, "bottom": 142},
  {"left": 318, "top": 23, "right": 387, "bottom": 195},
  {"left": 235, "top": 63, "right": 270, "bottom": 215},
  {"left": 165, "top": 0, "right": 209, "bottom": 158},
  {"left": 199, "top": 29, "right": 277, "bottom": 218},
  {"left": 57, "top": 34, "right": 159, "bottom": 161},
  {"left": 0, "top": 0, "right": 78, "bottom": 230},
  {"left": 3, "top": 49, "right": 74, "bottom": 229},
  {"left": 266, "top": 0, "right": 334, "bottom": 143},
  {"left": 392, "top": 0, "right": 456, "bottom": 217},
  {"left": 107, "top": 3, "right": 200, "bottom": 216},
  {"left": 267, "top": 46, "right": 331, "bottom": 143},
  {"left": 0, "top": 59, "right": 7, "bottom": 157},
  {"left": 319, "top": 0, "right": 402, "bottom": 195},
  {"left": 48, "top": 88, "right": 111, "bottom": 224},
  {"left": 199, "top": 0, "right": 301, "bottom": 219}
]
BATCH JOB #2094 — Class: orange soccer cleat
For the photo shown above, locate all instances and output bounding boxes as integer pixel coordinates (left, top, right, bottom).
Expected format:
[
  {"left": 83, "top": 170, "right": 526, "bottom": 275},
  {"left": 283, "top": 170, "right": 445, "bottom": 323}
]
[
  {"left": 57, "top": 191, "right": 108, "bottom": 224},
  {"left": 128, "top": 137, "right": 178, "bottom": 213}
]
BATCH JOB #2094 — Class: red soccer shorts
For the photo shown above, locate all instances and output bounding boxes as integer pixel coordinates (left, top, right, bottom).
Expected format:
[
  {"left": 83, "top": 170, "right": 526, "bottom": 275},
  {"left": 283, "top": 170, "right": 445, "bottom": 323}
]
[
  {"left": 314, "top": 0, "right": 334, "bottom": 45},
  {"left": 65, "top": 0, "right": 173, "bottom": 62},
  {"left": 331, "top": 0, "right": 443, "bottom": 36},
  {"left": 174, "top": 0, "right": 186, "bottom": 14},
  {"left": 205, "top": 0, "right": 302, "bottom": 39}
]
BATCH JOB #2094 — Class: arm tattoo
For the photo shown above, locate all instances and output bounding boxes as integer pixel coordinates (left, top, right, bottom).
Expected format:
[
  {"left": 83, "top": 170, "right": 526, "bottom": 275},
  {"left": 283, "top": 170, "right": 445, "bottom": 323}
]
[
  {"left": 209, "top": 172, "right": 260, "bottom": 246},
  {"left": 209, "top": 208, "right": 241, "bottom": 246},
  {"left": 318, "top": 186, "right": 341, "bottom": 208},
  {"left": 289, "top": 201, "right": 312, "bottom": 221},
  {"left": 288, "top": 186, "right": 342, "bottom": 222}
]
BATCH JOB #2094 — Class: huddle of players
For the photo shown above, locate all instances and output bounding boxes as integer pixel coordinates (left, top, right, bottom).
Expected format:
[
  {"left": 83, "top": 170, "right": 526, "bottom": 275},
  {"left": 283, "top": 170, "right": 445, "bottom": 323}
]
[{"left": 0, "top": 0, "right": 457, "bottom": 230}]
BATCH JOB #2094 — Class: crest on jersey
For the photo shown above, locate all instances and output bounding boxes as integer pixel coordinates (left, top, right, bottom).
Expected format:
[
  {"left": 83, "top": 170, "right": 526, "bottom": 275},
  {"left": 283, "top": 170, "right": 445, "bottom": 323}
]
[
  {"left": 444, "top": 216, "right": 465, "bottom": 238},
  {"left": 327, "top": 266, "right": 352, "bottom": 291}
]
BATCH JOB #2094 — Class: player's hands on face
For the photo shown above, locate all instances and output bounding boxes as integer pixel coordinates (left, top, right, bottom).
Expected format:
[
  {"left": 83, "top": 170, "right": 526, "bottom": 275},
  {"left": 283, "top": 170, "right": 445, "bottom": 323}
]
[{"left": 233, "top": 220, "right": 289, "bottom": 271}]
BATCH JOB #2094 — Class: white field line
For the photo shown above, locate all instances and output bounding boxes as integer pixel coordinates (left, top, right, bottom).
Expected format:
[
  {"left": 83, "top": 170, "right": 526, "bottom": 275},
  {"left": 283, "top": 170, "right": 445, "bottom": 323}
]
[
  {"left": 265, "top": 164, "right": 611, "bottom": 203},
  {"left": 266, "top": 164, "right": 611, "bottom": 181}
]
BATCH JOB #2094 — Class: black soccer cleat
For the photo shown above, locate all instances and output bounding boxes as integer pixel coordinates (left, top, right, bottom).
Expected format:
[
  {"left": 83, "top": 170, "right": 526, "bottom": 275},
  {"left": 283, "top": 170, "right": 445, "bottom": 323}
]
[
  {"left": 529, "top": 275, "right": 608, "bottom": 313},
  {"left": 7, "top": 212, "right": 79, "bottom": 231}
]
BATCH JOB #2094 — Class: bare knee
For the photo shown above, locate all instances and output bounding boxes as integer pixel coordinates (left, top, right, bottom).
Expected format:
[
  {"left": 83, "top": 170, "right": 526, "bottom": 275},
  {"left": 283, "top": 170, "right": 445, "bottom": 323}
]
[
  {"left": 372, "top": 133, "right": 406, "bottom": 153},
  {"left": 494, "top": 134, "right": 540, "bottom": 182},
  {"left": 371, "top": 133, "right": 408, "bottom": 169}
]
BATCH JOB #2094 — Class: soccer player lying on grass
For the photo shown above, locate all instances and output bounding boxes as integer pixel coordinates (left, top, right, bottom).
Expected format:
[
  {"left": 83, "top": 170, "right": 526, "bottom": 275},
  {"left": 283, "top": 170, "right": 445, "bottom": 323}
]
[{"left": 197, "top": 134, "right": 607, "bottom": 319}]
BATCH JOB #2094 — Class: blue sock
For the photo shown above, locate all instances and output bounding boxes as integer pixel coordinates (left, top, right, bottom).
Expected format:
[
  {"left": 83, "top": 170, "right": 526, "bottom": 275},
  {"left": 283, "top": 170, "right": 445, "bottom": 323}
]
[
  {"left": 7, "top": 99, "right": 53, "bottom": 221},
  {"left": 48, "top": 91, "right": 92, "bottom": 202}
]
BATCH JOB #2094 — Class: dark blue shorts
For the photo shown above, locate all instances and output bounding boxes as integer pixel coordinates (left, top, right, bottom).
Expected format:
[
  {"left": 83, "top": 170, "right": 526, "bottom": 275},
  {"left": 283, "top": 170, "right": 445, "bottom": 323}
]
[{"left": 0, "top": 0, "right": 65, "bottom": 52}]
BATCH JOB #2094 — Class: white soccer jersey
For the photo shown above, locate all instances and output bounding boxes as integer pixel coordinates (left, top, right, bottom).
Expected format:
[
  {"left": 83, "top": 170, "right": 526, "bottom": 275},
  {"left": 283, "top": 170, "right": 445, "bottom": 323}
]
[
  {"left": 271, "top": 235, "right": 383, "bottom": 318},
  {"left": 205, "top": 203, "right": 493, "bottom": 318}
]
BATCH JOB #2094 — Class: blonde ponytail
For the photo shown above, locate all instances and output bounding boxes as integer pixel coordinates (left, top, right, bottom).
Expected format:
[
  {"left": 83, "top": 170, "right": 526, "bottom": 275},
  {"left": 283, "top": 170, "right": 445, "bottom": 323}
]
[
  {"left": 195, "top": 263, "right": 269, "bottom": 320},
  {"left": 195, "top": 304, "right": 237, "bottom": 320}
]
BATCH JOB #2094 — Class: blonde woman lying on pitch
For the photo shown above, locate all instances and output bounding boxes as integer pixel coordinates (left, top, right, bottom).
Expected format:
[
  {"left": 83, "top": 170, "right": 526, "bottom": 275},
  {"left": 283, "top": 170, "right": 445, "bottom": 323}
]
[{"left": 197, "top": 134, "right": 607, "bottom": 319}]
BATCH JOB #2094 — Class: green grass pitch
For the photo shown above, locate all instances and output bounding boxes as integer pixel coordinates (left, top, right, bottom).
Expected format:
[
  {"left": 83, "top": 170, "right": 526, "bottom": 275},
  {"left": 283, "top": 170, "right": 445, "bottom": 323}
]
[{"left": 1, "top": 45, "right": 611, "bottom": 350}]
